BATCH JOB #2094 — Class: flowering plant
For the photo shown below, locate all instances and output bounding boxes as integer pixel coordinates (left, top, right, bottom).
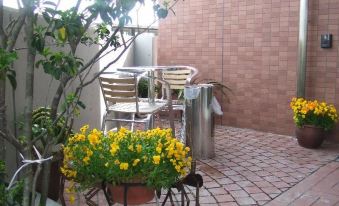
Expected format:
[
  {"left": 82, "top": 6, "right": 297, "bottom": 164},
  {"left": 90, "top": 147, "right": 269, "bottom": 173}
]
[
  {"left": 290, "top": 97, "right": 338, "bottom": 131},
  {"left": 61, "top": 126, "right": 192, "bottom": 191}
]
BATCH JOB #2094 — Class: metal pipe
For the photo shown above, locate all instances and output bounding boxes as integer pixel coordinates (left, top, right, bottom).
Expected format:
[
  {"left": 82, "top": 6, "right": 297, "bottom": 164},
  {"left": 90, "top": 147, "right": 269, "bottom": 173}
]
[{"left": 297, "top": 0, "right": 308, "bottom": 97}]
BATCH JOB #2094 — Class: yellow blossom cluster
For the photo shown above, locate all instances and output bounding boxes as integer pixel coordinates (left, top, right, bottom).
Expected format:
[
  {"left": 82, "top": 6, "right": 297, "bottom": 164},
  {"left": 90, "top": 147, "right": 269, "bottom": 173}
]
[
  {"left": 61, "top": 126, "right": 192, "bottom": 191},
  {"left": 290, "top": 97, "right": 338, "bottom": 130}
]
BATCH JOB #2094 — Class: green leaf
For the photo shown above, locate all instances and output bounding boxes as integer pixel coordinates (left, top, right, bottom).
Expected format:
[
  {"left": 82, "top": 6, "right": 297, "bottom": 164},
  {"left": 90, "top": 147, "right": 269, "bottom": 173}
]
[
  {"left": 7, "top": 73, "right": 16, "bottom": 89},
  {"left": 157, "top": 8, "right": 168, "bottom": 19},
  {"left": 77, "top": 100, "right": 86, "bottom": 109},
  {"left": 42, "top": 11, "right": 51, "bottom": 23},
  {"left": 100, "top": 11, "right": 112, "bottom": 24},
  {"left": 43, "top": 1, "right": 57, "bottom": 7}
]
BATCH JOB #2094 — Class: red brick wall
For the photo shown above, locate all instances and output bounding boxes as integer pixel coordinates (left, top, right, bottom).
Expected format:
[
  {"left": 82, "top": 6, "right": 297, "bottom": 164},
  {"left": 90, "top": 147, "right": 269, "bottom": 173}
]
[{"left": 158, "top": 0, "right": 339, "bottom": 141}]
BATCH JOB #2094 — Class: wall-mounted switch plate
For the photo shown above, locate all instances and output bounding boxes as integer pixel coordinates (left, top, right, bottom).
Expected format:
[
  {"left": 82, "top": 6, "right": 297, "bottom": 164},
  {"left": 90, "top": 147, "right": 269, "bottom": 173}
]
[{"left": 321, "top": 34, "right": 332, "bottom": 48}]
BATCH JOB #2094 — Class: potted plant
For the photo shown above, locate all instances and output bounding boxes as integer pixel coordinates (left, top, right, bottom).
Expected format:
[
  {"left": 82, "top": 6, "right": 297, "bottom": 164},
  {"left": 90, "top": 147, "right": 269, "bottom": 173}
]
[
  {"left": 61, "top": 126, "right": 192, "bottom": 204},
  {"left": 290, "top": 97, "right": 338, "bottom": 148}
]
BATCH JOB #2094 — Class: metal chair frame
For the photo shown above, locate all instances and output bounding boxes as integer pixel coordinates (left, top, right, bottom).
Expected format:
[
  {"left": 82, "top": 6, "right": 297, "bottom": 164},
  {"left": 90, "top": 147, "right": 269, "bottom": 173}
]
[{"left": 99, "top": 72, "right": 171, "bottom": 132}]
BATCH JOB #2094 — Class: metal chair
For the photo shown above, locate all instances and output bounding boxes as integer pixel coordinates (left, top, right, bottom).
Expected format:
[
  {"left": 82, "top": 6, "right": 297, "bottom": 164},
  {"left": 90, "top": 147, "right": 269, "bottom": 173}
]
[
  {"left": 99, "top": 72, "right": 170, "bottom": 132},
  {"left": 154, "top": 66, "right": 198, "bottom": 140},
  {"left": 158, "top": 66, "right": 198, "bottom": 109}
]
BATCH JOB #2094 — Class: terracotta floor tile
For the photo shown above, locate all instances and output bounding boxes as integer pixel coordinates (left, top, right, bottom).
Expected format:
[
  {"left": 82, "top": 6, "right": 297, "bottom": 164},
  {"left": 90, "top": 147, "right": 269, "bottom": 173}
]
[
  {"left": 224, "top": 184, "right": 242, "bottom": 191},
  {"left": 214, "top": 194, "right": 234, "bottom": 203},
  {"left": 251, "top": 192, "right": 271, "bottom": 201},
  {"left": 243, "top": 186, "right": 262, "bottom": 194},
  {"left": 208, "top": 187, "right": 227, "bottom": 195},
  {"left": 234, "top": 196, "right": 256, "bottom": 205},
  {"left": 229, "top": 190, "right": 249, "bottom": 198},
  {"left": 215, "top": 177, "right": 234, "bottom": 185},
  {"left": 236, "top": 180, "right": 254, "bottom": 187}
]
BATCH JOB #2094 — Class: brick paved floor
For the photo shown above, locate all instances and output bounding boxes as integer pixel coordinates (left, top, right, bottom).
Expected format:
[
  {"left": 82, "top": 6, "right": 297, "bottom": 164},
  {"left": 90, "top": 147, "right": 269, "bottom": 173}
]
[
  {"left": 268, "top": 161, "right": 339, "bottom": 206},
  {"left": 62, "top": 126, "right": 339, "bottom": 206}
]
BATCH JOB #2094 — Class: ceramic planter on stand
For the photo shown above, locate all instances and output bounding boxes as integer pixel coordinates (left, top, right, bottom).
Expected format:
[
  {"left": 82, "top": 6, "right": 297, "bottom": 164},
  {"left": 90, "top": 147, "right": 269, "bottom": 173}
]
[
  {"left": 295, "top": 125, "right": 325, "bottom": 149},
  {"left": 108, "top": 183, "right": 155, "bottom": 205}
]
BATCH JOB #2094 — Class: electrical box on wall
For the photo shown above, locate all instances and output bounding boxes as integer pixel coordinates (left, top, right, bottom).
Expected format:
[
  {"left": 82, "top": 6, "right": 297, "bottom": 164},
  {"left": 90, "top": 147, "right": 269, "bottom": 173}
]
[{"left": 321, "top": 34, "right": 332, "bottom": 48}]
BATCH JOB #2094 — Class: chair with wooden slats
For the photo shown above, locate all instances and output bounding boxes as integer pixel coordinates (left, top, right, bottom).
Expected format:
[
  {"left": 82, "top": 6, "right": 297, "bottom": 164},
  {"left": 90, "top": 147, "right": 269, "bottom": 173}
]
[
  {"left": 99, "top": 73, "right": 168, "bottom": 132},
  {"left": 158, "top": 66, "right": 198, "bottom": 113}
]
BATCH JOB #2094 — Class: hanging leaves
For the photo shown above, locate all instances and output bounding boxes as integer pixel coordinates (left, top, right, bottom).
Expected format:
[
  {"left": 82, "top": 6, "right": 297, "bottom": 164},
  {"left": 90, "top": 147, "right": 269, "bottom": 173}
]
[{"left": 0, "top": 49, "right": 18, "bottom": 89}]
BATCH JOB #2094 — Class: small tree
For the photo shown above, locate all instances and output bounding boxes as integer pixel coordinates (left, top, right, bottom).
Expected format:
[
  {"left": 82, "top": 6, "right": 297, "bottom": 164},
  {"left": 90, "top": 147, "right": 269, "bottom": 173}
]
[{"left": 0, "top": 0, "right": 180, "bottom": 205}]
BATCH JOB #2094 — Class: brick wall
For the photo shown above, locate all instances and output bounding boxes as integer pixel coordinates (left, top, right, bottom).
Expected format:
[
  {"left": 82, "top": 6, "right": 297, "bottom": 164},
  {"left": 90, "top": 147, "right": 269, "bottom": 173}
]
[{"left": 158, "top": 0, "right": 339, "bottom": 141}]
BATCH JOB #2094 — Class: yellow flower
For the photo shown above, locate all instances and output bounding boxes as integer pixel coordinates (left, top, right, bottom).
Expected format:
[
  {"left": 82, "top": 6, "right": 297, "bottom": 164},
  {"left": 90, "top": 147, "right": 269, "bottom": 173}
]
[
  {"left": 136, "top": 144, "right": 142, "bottom": 153},
  {"left": 110, "top": 143, "right": 119, "bottom": 155},
  {"left": 128, "top": 145, "right": 134, "bottom": 151},
  {"left": 175, "top": 165, "right": 181, "bottom": 172},
  {"left": 88, "top": 133, "right": 100, "bottom": 145},
  {"left": 114, "top": 159, "right": 120, "bottom": 165},
  {"left": 133, "top": 159, "right": 140, "bottom": 166},
  {"left": 119, "top": 162, "right": 129, "bottom": 170},
  {"left": 156, "top": 146, "right": 162, "bottom": 153},
  {"left": 83, "top": 156, "right": 90, "bottom": 165},
  {"left": 153, "top": 155, "right": 161, "bottom": 164},
  {"left": 69, "top": 195, "right": 75, "bottom": 204},
  {"left": 80, "top": 124, "right": 89, "bottom": 134}
]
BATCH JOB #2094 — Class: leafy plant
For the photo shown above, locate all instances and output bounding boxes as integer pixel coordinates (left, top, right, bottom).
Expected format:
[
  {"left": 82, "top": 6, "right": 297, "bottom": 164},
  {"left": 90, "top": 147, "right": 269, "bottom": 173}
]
[
  {"left": 290, "top": 98, "right": 338, "bottom": 131},
  {"left": 32, "top": 107, "right": 72, "bottom": 144},
  {"left": 192, "top": 78, "right": 232, "bottom": 103},
  {"left": 0, "top": 49, "right": 18, "bottom": 89},
  {"left": 138, "top": 78, "right": 149, "bottom": 98},
  {"left": 0, "top": 161, "right": 24, "bottom": 206},
  {"left": 138, "top": 78, "right": 160, "bottom": 98},
  {"left": 61, "top": 127, "right": 192, "bottom": 193}
]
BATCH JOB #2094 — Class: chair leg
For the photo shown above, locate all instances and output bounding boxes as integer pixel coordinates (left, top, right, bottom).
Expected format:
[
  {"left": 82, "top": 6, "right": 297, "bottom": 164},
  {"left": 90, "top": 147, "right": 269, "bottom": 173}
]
[
  {"left": 131, "top": 114, "right": 135, "bottom": 131},
  {"left": 101, "top": 112, "right": 107, "bottom": 131}
]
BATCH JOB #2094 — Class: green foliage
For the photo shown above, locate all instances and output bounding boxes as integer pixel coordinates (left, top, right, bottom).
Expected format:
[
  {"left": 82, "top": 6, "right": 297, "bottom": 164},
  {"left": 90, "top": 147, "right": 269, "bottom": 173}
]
[
  {"left": 35, "top": 49, "right": 83, "bottom": 80},
  {"left": 153, "top": 4, "right": 168, "bottom": 19},
  {"left": 138, "top": 78, "right": 160, "bottom": 98},
  {"left": 32, "top": 107, "right": 71, "bottom": 143},
  {"left": 62, "top": 127, "right": 192, "bottom": 190},
  {"left": 138, "top": 78, "right": 149, "bottom": 98},
  {"left": 290, "top": 98, "right": 339, "bottom": 131},
  {"left": 61, "top": 93, "right": 86, "bottom": 116},
  {"left": 0, "top": 161, "right": 24, "bottom": 206},
  {"left": 0, "top": 49, "right": 18, "bottom": 89},
  {"left": 193, "top": 78, "right": 232, "bottom": 103}
]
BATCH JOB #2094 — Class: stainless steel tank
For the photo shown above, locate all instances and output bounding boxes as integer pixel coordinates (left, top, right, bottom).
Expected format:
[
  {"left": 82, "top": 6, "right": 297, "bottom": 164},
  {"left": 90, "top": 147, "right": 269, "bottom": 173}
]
[{"left": 185, "top": 84, "right": 215, "bottom": 159}]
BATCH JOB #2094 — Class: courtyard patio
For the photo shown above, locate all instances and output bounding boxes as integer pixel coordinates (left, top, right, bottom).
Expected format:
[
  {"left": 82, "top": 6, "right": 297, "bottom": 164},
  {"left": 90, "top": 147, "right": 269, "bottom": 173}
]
[{"left": 63, "top": 125, "right": 339, "bottom": 206}]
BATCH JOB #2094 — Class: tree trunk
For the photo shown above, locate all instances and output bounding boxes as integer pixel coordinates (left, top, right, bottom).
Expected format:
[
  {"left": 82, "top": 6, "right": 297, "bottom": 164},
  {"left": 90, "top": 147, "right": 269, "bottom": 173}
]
[
  {"left": 39, "top": 150, "right": 51, "bottom": 205},
  {"left": 0, "top": 76, "right": 6, "bottom": 180},
  {"left": 0, "top": 0, "right": 6, "bottom": 180},
  {"left": 22, "top": 0, "right": 36, "bottom": 205}
]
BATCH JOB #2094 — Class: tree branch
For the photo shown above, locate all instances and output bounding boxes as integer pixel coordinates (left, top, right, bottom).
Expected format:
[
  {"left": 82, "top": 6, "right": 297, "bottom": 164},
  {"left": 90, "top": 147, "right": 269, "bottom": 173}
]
[
  {"left": 0, "top": 129, "right": 24, "bottom": 153},
  {"left": 78, "top": 26, "right": 121, "bottom": 74},
  {"left": 7, "top": 8, "right": 26, "bottom": 51},
  {"left": 0, "top": 0, "right": 8, "bottom": 48}
]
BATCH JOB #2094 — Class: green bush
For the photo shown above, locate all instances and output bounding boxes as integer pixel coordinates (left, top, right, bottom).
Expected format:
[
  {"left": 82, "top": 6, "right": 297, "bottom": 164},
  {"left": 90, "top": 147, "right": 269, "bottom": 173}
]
[{"left": 0, "top": 160, "right": 24, "bottom": 206}]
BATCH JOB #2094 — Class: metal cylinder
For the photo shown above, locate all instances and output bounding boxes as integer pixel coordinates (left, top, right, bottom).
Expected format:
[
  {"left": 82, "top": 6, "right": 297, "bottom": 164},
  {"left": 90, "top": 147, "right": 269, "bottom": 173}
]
[{"left": 185, "top": 84, "right": 215, "bottom": 159}]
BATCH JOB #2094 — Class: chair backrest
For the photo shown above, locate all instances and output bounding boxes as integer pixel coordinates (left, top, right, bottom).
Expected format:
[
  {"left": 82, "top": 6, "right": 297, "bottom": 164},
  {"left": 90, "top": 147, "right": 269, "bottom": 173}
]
[
  {"left": 161, "top": 68, "right": 193, "bottom": 90},
  {"left": 99, "top": 74, "right": 139, "bottom": 111}
]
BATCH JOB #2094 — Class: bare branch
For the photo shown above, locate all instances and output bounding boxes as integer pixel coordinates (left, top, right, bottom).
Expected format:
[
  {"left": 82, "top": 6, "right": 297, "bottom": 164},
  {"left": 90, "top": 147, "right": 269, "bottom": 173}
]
[
  {"left": 7, "top": 8, "right": 26, "bottom": 51},
  {"left": 0, "top": 0, "right": 8, "bottom": 47},
  {"left": 120, "top": 30, "right": 127, "bottom": 48},
  {"left": 78, "top": 27, "right": 121, "bottom": 74},
  {"left": 0, "top": 130, "right": 24, "bottom": 153}
]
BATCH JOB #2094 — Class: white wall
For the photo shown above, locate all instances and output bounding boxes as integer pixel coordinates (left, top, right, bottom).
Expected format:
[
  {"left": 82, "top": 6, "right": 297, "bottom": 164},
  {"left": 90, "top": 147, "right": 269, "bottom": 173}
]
[{"left": 134, "top": 33, "right": 155, "bottom": 66}]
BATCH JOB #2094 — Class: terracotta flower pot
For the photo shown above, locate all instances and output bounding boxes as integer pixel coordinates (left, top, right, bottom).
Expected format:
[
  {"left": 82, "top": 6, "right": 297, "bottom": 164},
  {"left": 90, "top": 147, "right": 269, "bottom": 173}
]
[
  {"left": 108, "top": 184, "right": 155, "bottom": 205},
  {"left": 295, "top": 125, "right": 325, "bottom": 149}
]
